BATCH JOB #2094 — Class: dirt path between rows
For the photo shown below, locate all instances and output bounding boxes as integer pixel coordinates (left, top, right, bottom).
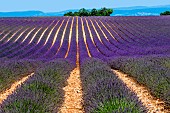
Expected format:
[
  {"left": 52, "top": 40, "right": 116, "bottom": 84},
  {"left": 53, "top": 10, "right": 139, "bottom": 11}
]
[
  {"left": 0, "top": 73, "right": 34, "bottom": 104},
  {"left": 113, "top": 70, "right": 169, "bottom": 113},
  {"left": 60, "top": 17, "right": 84, "bottom": 112},
  {"left": 59, "top": 67, "right": 84, "bottom": 113}
]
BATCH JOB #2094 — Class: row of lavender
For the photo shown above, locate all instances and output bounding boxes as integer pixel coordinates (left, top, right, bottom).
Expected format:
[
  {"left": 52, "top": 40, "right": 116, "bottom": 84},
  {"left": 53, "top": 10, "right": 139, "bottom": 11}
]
[
  {"left": 79, "top": 16, "right": 170, "bottom": 63},
  {"left": 80, "top": 58, "right": 147, "bottom": 112},
  {"left": 0, "top": 17, "right": 78, "bottom": 65},
  {"left": 0, "top": 17, "right": 63, "bottom": 60},
  {"left": 0, "top": 56, "right": 169, "bottom": 112},
  {"left": 0, "top": 16, "right": 170, "bottom": 112},
  {"left": 107, "top": 55, "right": 170, "bottom": 109},
  {"left": 0, "top": 16, "right": 170, "bottom": 64},
  {"left": 0, "top": 58, "right": 42, "bottom": 93},
  {"left": 0, "top": 58, "right": 147, "bottom": 112},
  {"left": 0, "top": 59, "right": 74, "bottom": 112}
]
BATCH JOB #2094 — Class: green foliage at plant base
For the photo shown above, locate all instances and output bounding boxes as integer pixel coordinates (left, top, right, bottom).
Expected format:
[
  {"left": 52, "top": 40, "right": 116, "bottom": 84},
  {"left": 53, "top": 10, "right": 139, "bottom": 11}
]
[{"left": 93, "top": 98, "right": 141, "bottom": 113}]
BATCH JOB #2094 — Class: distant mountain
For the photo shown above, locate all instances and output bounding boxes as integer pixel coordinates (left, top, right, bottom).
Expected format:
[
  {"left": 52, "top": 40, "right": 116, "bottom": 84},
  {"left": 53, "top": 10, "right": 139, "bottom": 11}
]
[
  {"left": 112, "top": 5, "right": 170, "bottom": 16},
  {"left": 114, "top": 6, "right": 148, "bottom": 10},
  {"left": 0, "top": 5, "right": 170, "bottom": 17},
  {"left": 0, "top": 11, "right": 44, "bottom": 17}
]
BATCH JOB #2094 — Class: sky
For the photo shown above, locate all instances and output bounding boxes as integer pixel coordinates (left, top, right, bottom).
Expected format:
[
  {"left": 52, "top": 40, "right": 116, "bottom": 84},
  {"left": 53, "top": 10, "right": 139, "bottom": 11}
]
[{"left": 0, "top": 0, "right": 170, "bottom": 12}]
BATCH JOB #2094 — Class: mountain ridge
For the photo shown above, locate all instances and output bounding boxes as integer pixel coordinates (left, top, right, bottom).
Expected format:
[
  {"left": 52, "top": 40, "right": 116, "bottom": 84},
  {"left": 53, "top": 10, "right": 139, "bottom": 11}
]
[{"left": 0, "top": 5, "right": 170, "bottom": 17}]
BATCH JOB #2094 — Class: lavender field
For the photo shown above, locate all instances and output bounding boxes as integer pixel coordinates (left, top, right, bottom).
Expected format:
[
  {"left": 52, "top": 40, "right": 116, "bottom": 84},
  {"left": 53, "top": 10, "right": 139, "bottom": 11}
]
[{"left": 0, "top": 16, "right": 170, "bottom": 112}]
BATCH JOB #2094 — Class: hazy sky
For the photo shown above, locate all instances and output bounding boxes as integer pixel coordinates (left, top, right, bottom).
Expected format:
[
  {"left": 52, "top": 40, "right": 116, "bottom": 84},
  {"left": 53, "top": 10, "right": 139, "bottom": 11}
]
[{"left": 0, "top": 0, "right": 170, "bottom": 12}]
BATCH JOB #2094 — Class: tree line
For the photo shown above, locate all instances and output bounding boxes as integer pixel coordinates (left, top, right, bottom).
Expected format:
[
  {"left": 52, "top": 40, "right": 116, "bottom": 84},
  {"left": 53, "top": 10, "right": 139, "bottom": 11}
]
[
  {"left": 64, "top": 7, "right": 113, "bottom": 16},
  {"left": 160, "top": 11, "right": 170, "bottom": 15}
]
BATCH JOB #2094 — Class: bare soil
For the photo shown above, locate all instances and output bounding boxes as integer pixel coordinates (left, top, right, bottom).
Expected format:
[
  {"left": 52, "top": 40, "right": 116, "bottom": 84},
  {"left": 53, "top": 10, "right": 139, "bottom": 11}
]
[{"left": 113, "top": 70, "right": 169, "bottom": 113}]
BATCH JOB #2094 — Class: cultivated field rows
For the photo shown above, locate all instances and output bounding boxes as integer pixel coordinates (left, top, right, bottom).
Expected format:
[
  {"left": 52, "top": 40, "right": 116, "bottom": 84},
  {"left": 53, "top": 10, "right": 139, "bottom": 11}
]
[
  {"left": 0, "top": 16, "right": 170, "bottom": 112},
  {"left": 0, "top": 17, "right": 170, "bottom": 63}
]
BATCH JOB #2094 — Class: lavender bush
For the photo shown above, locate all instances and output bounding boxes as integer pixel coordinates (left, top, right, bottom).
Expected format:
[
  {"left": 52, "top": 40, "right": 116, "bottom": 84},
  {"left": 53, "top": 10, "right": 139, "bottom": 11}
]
[
  {"left": 108, "top": 56, "right": 170, "bottom": 108},
  {"left": 0, "top": 59, "right": 74, "bottom": 113},
  {"left": 0, "top": 58, "right": 42, "bottom": 92},
  {"left": 80, "top": 58, "right": 146, "bottom": 113}
]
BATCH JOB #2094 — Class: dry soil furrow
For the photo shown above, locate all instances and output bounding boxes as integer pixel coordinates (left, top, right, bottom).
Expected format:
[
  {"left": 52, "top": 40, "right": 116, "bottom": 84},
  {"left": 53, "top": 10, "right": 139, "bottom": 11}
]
[
  {"left": 113, "top": 69, "right": 169, "bottom": 113},
  {"left": 59, "top": 67, "right": 84, "bottom": 113},
  {"left": 0, "top": 73, "right": 34, "bottom": 104}
]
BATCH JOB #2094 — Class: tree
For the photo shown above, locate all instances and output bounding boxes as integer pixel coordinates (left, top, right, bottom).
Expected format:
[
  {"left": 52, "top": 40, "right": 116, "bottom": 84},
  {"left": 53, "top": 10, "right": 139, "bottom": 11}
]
[
  {"left": 99, "top": 7, "right": 106, "bottom": 16},
  {"left": 64, "top": 7, "right": 114, "bottom": 16},
  {"left": 90, "top": 8, "right": 98, "bottom": 16},
  {"left": 73, "top": 12, "right": 79, "bottom": 16},
  {"left": 97, "top": 7, "right": 113, "bottom": 16},
  {"left": 160, "top": 11, "right": 170, "bottom": 15},
  {"left": 100, "top": 7, "right": 113, "bottom": 16},
  {"left": 107, "top": 9, "right": 113, "bottom": 16},
  {"left": 79, "top": 8, "right": 89, "bottom": 16},
  {"left": 64, "top": 11, "right": 73, "bottom": 16}
]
